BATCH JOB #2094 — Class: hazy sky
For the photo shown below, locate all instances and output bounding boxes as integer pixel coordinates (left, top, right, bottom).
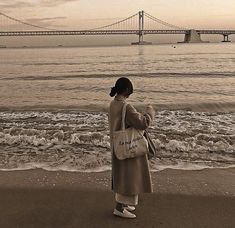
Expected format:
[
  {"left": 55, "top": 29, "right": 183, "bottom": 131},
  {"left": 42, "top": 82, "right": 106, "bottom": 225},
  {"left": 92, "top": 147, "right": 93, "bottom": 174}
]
[
  {"left": 1, "top": 0, "right": 235, "bottom": 30},
  {"left": 0, "top": 0, "right": 234, "bottom": 46}
]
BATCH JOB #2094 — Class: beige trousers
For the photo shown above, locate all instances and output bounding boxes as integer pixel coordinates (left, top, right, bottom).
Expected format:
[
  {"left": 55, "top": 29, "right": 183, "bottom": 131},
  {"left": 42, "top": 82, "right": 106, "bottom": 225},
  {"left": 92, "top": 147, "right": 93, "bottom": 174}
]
[{"left": 115, "top": 193, "right": 138, "bottom": 206}]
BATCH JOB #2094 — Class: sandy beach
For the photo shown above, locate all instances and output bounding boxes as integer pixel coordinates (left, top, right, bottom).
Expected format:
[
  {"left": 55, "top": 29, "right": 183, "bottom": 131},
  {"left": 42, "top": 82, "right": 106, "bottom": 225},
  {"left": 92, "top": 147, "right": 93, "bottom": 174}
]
[{"left": 0, "top": 168, "right": 234, "bottom": 228}]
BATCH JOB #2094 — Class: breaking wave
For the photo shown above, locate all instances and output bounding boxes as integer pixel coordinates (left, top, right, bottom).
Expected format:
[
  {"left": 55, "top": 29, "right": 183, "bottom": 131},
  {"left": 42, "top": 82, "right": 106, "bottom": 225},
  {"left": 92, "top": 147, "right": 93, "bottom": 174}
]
[{"left": 0, "top": 110, "right": 234, "bottom": 172}]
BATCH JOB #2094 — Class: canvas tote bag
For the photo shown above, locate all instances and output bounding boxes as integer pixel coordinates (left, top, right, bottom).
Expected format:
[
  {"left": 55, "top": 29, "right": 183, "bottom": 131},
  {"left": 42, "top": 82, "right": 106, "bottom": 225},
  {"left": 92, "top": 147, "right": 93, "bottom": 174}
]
[{"left": 113, "top": 103, "right": 148, "bottom": 160}]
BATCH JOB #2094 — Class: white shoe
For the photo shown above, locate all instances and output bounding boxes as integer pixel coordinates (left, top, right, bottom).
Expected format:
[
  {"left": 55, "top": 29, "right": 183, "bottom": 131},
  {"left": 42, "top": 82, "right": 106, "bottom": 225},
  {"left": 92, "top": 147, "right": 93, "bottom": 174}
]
[
  {"left": 113, "top": 208, "right": 136, "bottom": 219},
  {"left": 124, "top": 205, "right": 136, "bottom": 212}
]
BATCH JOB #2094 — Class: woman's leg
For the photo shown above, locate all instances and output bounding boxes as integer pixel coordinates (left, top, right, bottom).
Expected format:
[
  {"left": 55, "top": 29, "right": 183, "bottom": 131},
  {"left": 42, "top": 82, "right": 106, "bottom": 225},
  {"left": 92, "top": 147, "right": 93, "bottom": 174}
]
[
  {"left": 113, "top": 193, "right": 137, "bottom": 218},
  {"left": 115, "top": 202, "right": 124, "bottom": 212},
  {"left": 115, "top": 193, "right": 138, "bottom": 206}
]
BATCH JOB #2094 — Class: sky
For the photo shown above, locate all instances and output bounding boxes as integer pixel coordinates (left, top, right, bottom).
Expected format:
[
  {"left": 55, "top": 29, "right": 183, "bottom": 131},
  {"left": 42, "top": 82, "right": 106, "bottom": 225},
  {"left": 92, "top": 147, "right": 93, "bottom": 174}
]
[{"left": 0, "top": 0, "right": 235, "bottom": 46}]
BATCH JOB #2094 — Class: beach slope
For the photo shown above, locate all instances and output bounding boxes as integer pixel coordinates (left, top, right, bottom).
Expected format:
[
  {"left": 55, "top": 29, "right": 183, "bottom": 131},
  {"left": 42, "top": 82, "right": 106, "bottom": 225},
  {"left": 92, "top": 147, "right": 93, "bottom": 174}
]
[{"left": 0, "top": 168, "right": 234, "bottom": 228}]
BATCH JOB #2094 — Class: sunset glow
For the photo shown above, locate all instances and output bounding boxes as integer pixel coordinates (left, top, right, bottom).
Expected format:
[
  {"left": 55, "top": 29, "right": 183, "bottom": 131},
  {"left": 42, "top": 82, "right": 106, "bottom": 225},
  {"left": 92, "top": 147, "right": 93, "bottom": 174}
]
[{"left": 1, "top": 0, "right": 235, "bottom": 30}]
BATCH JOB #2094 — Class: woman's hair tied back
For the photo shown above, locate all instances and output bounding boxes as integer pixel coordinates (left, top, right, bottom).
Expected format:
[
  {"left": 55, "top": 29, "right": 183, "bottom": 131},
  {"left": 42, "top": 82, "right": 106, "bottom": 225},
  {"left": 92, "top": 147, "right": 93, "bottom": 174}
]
[
  {"left": 109, "top": 77, "right": 133, "bottom": 97},
  {"left": 110, "top": 86, "right": 117, "bottom": 97}
]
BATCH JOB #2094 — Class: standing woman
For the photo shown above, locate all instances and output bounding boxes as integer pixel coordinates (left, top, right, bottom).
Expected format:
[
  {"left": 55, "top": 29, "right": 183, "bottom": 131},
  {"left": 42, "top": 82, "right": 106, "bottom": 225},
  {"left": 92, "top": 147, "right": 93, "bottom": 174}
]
[{"left": 108, "top": 77, "right": 155, "bottom": 219}]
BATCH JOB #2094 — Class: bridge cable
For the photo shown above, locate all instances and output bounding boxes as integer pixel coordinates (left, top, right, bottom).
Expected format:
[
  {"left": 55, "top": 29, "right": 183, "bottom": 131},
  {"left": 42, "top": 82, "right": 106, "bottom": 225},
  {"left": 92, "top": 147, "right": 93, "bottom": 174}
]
[
  {"left": 0, "top": 11, "right": 57, "bottom": 31},
  {"left": 88, "top": 12, "right": 139, "bottom": 31},
  {"left": 144, "top": 12, "right": 187, "bottom": 30}
]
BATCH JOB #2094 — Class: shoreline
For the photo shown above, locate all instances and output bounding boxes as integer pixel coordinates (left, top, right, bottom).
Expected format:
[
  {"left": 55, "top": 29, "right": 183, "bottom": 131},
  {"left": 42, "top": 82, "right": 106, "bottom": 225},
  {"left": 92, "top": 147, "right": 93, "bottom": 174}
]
[
  {"left": 0, "top": 101, "right": 235, "bottom": 113},
  {"left": 1, "top": 163, "right": 235, "bottom": 174},
  {"left": 0, "top": 168, "right": 234, "bottom": 228},
  {"left": 0, "top": 168, "right": 234, "bottom": 196}
]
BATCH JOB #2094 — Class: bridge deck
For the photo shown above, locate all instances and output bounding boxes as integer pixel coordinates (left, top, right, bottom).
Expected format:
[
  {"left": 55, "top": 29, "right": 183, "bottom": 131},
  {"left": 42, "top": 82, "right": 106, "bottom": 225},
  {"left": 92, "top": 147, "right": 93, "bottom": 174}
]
[{"left": 0, "top": 29, "right": 234, "bottom": 37}]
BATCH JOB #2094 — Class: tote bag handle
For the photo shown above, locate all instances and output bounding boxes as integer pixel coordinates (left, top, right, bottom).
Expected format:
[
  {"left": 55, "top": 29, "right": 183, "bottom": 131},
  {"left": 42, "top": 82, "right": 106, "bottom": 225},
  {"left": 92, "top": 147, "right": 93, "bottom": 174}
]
[{"left": 121, "top": 103, "right": 128, "bottom": 130}]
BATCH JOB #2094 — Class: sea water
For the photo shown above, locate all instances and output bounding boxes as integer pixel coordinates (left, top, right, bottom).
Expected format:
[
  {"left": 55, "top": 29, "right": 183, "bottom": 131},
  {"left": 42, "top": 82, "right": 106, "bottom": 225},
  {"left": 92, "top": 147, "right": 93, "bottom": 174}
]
[{"left": 0, "top": 43, "right": 234, "bottom": 172}]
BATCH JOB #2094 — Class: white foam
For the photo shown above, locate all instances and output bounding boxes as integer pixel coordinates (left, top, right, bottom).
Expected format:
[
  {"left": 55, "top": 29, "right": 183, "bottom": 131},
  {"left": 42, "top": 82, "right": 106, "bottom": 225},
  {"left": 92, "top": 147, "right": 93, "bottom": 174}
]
[{"left": 0, "top": 110, "right": 234, "bottom": 172}]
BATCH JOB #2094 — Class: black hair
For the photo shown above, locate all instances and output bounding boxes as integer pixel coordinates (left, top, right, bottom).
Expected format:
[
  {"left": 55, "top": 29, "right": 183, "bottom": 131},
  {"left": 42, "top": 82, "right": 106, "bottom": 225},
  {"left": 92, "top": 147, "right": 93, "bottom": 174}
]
[{"left": 109, "top": 77, "right": 133, "bottom": 97}]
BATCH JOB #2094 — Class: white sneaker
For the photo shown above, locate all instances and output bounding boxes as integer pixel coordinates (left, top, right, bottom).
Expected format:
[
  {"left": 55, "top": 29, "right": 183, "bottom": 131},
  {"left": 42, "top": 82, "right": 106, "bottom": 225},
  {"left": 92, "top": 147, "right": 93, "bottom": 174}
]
[
  {"left": 113, "top": 208, "right": 136, "bottom": 219},
  {"left": 124, "top": 205, "right": 136, "bottom": 212}
]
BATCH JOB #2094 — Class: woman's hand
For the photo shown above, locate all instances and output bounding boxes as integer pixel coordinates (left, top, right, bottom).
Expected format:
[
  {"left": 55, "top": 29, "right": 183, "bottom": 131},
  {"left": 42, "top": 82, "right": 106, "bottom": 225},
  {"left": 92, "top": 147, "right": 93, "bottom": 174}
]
[{"left": 146, "top": 105, "right": 155, "bottom": 120}]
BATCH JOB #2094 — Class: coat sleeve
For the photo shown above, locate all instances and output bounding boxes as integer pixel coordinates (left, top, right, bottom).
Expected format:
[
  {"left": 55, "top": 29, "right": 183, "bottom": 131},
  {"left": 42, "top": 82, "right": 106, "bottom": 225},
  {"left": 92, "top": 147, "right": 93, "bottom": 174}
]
[{"left": 125, "top": 104, "right": 153, "bottom": 130}]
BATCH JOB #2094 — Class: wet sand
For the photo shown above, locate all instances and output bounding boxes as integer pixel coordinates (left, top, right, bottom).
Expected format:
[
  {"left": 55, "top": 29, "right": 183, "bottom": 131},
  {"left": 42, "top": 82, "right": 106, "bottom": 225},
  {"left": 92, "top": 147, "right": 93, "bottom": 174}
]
[{"left": 0, "top": 168, "right": 234, "bottom": 228}]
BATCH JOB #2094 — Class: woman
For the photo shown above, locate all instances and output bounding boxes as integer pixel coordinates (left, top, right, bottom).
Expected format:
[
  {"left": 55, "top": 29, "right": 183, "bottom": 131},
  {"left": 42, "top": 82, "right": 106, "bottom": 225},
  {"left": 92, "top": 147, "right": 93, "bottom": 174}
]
[{"left": 108, "top": 77, "right": 155, "bottom": 219}]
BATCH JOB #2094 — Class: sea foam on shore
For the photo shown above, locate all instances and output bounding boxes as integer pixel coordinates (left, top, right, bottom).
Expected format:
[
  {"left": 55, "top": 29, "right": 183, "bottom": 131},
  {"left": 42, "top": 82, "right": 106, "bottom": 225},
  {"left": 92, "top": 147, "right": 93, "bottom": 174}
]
[{"left": 0, "top": 110, "right": 234, "bottom": 172}]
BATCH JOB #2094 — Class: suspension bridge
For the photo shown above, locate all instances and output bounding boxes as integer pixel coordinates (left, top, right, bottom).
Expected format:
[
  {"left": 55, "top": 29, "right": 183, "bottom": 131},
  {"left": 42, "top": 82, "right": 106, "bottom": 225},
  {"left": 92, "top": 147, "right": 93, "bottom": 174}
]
[{"left": 0, "top": 10, "right": 234, "bottom": 44}]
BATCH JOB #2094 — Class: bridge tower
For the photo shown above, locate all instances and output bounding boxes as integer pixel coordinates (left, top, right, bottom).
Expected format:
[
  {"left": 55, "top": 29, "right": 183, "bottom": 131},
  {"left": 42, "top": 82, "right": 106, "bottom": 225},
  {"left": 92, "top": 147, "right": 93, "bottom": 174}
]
[
  {"left": 183, "top": 30, "right": 203, "bottom": 43},
  {"left": 131, "top": 11, "right": 152, "bottom": 45},
  {"left": 222, "top": 34, "right": 231, "bottom": 42}
]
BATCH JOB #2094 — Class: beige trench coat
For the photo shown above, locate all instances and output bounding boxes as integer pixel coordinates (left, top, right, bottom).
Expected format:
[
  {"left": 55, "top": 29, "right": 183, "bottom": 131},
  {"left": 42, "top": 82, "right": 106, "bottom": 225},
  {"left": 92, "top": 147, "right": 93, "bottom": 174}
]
[{"left": 109, "top": 96, "right": 154, "bottom": 195}]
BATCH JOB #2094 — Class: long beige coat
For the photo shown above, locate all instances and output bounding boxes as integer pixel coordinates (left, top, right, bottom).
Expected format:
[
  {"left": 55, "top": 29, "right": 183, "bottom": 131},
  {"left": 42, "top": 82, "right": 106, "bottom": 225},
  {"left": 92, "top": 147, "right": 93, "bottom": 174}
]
[{"left": 109, "top": 96, "right": 154, "bottom": 195}]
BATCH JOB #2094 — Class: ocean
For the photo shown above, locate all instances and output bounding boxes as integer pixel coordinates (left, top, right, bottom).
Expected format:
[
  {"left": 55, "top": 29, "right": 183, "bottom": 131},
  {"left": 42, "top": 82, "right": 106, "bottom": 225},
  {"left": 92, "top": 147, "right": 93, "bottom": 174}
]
[{"left": 0, "top": 43, "right": 234, "bottom": 172}]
